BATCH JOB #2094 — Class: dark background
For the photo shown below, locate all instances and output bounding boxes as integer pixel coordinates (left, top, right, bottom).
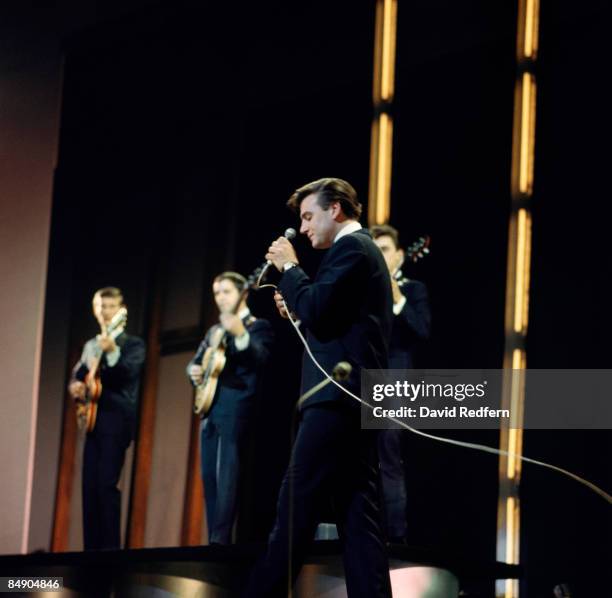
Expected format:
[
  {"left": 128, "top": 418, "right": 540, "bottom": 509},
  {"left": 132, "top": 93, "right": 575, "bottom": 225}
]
[{"left": 41, "top": 1, "right": 611, "bottom": 596}]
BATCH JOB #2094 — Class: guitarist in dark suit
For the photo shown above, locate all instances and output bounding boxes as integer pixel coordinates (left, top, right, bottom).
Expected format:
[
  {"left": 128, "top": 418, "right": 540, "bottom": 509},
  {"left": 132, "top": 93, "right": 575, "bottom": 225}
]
[
  {"left": 372, "top": 224, "right": 431, "bottom": 543},
  {"left": 68, "top": 287, "right": 146, "bottom": 550},
  {"left": 187, "top": 272, "right": 274, "bottom": 545},
  {"left": 244, "top": 178, "right": 393, "bottom": 598}
]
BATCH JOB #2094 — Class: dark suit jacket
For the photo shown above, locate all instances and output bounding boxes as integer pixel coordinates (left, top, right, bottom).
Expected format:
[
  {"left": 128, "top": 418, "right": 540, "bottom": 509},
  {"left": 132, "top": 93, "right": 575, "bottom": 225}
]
[
  {"left": 279, "top": 228, "right": 392, "bottom": 408},
  {"left": 389, "top": 279, "right": 431, "bottom": 369},
  {"left": 73, "top": 332, "right": 146, "bottom": 434},
  {"left": 188, "top": 315, "right": 274, "bottom": 418}
]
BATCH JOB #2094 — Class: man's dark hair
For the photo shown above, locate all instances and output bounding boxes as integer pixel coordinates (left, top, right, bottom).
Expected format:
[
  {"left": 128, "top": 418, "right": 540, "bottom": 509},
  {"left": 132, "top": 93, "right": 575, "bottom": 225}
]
[
  {"left": 214, "top": 271, "right": 247, "bottom": 292},
  {"left": 95, "top": 287, "right": 124, "bottom": 301},
  {"left": 287, "top": 178, "right": 362, "bottom": 219},
  {"left": 370, "top": 224, "right": 400, "bottom": 249}
]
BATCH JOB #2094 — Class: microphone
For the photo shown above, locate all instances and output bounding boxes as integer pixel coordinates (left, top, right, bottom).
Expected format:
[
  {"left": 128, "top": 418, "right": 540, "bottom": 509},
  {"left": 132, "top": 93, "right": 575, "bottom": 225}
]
[
  {"left": 284, "top": 227, "right": 297, "bottom": 239},
  {"left": 257, "top": 228, "right": 297, "bottom": 283}
]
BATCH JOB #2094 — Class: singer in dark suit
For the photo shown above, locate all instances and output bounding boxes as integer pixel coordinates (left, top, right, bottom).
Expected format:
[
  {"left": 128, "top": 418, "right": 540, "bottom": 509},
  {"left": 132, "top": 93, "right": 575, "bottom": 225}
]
[
  {"left": 244, "top": 178, "right": 393, "bottom": 598},
  {"left": 187, "top": 272, "right": 274, "bottom": 545},
  {"left": 372, "top": 224, "right": 431, "bottom": 542}
]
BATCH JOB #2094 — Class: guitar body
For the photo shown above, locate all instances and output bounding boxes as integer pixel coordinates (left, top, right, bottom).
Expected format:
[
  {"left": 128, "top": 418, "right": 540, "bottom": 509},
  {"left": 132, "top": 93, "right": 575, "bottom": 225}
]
[
  {"left": 194, "top": 345, "right": 227, "bottom": 415},
  {"left": 191, "top": 267, "right": 263, "bottom": 416},
  {"left": 78, "top": 372, "right": 102, "bottom": 432},
  {"left": 74, "top": 307, "right": 127, "bottom": 433}
]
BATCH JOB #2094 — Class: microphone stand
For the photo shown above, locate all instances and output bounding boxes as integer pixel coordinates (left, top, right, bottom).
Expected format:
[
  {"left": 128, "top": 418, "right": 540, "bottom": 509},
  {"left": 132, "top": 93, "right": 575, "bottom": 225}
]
[
  {"left": 295, "top": 362, "right": 352, "bottom": 409},
  {"left": 288, "top": 361, "right": 353, "bottom": 594}
]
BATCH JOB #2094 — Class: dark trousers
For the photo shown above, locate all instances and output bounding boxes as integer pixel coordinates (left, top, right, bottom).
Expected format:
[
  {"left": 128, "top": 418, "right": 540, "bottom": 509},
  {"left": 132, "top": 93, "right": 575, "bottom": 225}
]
[
  {"left": 378, "top": 428, "right": 408, "bottom": 540},
  {"left": 244, "top": 404, "right": 392, "bottom": 598},
  {"left": 82, "top": 412, "right": 131, "bottom": 550},
  {"left": 201, "top": 411, "right": 248, "bottom": 544}
]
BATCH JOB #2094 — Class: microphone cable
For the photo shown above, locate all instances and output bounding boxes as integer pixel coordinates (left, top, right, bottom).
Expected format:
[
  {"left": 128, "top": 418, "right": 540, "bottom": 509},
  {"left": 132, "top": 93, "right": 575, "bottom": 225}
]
[{"left": 280, "top": 297, "right": 612, "bottom": 505}]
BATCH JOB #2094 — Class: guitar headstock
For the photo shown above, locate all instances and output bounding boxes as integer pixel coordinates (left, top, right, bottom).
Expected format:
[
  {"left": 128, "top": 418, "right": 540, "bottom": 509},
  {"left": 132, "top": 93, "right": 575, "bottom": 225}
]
[
  {"left": 405, "top": 235, "right": 431, "bottom": 263},
  {"left": 246, "top": 266, "right": 264, "bottom": 291},
  {"left": 106, "top": 307, "right": 128, "bottom": 334},
  {"left": 230, "top": 268, "right": 264, "bottom": 305}
]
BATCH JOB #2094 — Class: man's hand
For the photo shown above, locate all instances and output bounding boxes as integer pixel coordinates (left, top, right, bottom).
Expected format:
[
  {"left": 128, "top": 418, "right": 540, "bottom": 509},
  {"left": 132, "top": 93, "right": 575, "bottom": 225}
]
[
  {"left": 98, "top": 336, "right": 117, "bottom": 353},
  {"left": 220, "top": 313, "right": 247, "bottom": 337},
  {"left": 265, "top": 237, "right": 298, "bottom": 272},
  {"left": 188, "top": 364, "right": 204, "bottom": 385},
  {"left": 391, "top": 277, "right": 404, "bottom": 304},
  {"left": 68, "top": 380, "right": 86, "bottom": 400},
  {"left": 274, "top": 291, "right": 290, "bottom": 319}
]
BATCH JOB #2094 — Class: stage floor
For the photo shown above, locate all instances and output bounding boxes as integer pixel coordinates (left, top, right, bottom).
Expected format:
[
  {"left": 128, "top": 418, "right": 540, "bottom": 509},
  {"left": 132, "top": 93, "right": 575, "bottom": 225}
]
[{"left": 0, "top": 541, "right": 520, "bottom": 597}]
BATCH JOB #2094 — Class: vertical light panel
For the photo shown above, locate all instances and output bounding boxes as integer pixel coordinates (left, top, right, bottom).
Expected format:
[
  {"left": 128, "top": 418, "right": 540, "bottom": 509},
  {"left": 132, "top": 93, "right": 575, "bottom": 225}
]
[
  {"left": 369, "top": 0, "right": 398, "bottom": 226},
  {"left": 497, "top": 2, "right": 540, "bottom": 597}
]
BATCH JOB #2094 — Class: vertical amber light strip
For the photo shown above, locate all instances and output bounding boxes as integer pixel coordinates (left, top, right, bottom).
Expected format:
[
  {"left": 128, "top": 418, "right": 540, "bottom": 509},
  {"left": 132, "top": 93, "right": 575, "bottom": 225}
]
[
  {"left": 523, "top": 0, "right": 540, "bottom": 59},
  {"left": 381, "top": 0, "right": 397, "bottom": 102},
  {"left": 369, "top": 0, "right": 398, "bottom": 226},
  {"left": 497, "top": 2, "right": 540, "bottom": 597},
  {"left": 504, "top": 497, "right": 520, "bottom": 597},
  {"left": 514, "top": 208, "right": 532, "bottom": 333},
  {"left": 519, "top": 74, "right": 537, "bottom": 194}
]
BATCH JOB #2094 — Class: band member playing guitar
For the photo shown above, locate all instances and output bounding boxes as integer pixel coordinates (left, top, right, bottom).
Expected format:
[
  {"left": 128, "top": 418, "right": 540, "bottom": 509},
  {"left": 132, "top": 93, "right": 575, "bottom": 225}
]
[
  {"left": 187, "top": 272, "right": 274, "bottom": 545},
  {"left": 371, "top": 224, "right": 431, "bottom": 543},
  {"left": 68, "top": 287, "right": 146, "bottom": 550}
]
